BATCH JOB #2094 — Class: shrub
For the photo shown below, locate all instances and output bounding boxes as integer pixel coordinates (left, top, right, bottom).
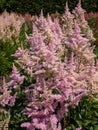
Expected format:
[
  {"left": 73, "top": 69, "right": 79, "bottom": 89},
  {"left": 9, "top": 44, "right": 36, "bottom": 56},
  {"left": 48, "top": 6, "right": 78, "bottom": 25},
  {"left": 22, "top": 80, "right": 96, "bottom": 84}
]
[{"left": 0, "top": 0, "right": 98, "bottom": 15}]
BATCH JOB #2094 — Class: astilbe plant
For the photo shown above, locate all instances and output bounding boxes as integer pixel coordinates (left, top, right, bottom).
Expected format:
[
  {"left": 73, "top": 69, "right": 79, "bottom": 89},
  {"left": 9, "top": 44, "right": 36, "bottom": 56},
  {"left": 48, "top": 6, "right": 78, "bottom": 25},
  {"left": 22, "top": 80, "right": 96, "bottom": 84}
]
[
  {"left": 0, "top": 64, "right": 24, "bottom": 109},
  {"left": 0, "top": 10, "right": 24, "bottom": 43},
  {"left": 0, "top": 65, "right": 24, "bottom": 128},
  {"left": 0, "top": 77, "right": 16, "bottom": 108},
  {"left": 62, "top": 2, "right": 74, "bottom": 37},
  {"left": 0, "top": 76, "right": 16, "bottom": 128},
  {"left": 85, "top": 12, "right": 98, "bottom": 20},
  {"left": 61, "top": 0, "right": 95, "bottom": 42},
  {"left": 4, "top": 1, "right": 98, "bottom": 130},
  {"left": 72, "top": 0, "right": 95, "bottom": 42}
]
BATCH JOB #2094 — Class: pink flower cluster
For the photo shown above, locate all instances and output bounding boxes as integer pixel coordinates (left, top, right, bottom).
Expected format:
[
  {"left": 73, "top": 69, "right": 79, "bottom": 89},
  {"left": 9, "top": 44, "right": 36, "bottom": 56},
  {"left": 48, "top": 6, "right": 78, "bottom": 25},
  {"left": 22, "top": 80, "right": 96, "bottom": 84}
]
[
  {"left": 85, "top": 12, "right": 98, "bottom": 20},
  {"left": 62, "top": 0, "right": 95, "bottom": 41},
  {"left": 3, "top": 0, "right": 98, "bottom": 129},
  {"left": 0, "top": 77, "right": 16, "bottom": 107},
  {"left": 0, "top": 10, "right": 24, "bottom": 43}
]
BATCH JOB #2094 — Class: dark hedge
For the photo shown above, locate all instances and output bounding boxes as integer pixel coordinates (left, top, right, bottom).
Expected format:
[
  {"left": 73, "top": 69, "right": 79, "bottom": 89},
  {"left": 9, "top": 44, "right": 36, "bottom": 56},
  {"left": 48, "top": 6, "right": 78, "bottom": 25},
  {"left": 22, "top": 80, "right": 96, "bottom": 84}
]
[{"left": 0, "top": 0, "right": 98, "bottom": 15}]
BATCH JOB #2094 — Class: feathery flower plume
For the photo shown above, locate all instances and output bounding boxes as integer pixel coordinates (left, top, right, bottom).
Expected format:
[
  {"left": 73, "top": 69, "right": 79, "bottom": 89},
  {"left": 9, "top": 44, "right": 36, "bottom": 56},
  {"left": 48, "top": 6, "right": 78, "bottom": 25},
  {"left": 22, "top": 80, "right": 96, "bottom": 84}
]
[{"left": 4, "top": 1, "right": 98, "bottom": 129}]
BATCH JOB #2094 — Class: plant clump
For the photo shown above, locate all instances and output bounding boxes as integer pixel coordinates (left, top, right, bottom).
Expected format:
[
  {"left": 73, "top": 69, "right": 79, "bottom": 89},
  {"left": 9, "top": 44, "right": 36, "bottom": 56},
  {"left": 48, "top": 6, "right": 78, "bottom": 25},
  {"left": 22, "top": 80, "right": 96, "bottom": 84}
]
[{"left": 1, "top": 0, "right": 98, "bottom": 130}]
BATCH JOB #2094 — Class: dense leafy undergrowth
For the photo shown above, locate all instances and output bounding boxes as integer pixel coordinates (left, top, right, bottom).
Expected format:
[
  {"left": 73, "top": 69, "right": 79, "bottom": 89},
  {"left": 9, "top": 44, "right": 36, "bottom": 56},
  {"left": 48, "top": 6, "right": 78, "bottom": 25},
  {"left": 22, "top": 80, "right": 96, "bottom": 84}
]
[
  {"left": 65, "top": 96, "right": 98, "bottom": 130},
  {"left": 0, "top": 1, "right": 98, "bottom": 130}
]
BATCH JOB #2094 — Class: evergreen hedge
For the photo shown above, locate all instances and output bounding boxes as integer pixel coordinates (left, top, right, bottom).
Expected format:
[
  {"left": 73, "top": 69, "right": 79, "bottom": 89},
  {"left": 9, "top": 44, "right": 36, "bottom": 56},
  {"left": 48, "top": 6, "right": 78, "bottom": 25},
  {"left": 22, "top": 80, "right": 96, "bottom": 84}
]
[{"left": 0, "top": 0, "right": 98, "bottom": 15}]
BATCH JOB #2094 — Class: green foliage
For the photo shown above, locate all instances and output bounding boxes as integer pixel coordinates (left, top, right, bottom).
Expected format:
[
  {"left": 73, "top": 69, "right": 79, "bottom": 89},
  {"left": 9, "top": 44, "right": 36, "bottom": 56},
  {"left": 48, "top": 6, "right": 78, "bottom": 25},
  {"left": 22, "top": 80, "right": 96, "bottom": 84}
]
[
  {"left": 87, "top": 17, "right": 98, "bottom": 58},
  {"left": 63, "top": 96, "right": 98, "bottom": 130},
  {"left": 0, "top": 40, "right": 17, "bottom": 76},
  {"left": 9, "top": 87, "right": 29, "bottom": 130},
  {"left": 0, "top": 21, "right": 32, "bottom": 76},
  {"left": 0, "top": 0, "right": 6, "bottom": 12},
  {"left": 82, "top": 0, "right": 98, "bottom": 12},
  {"left": 0, "top": 0, "right": 98, "bottom": 15},
  {"left": 94, "top": 47, "right": 98, "bottom": 59}
]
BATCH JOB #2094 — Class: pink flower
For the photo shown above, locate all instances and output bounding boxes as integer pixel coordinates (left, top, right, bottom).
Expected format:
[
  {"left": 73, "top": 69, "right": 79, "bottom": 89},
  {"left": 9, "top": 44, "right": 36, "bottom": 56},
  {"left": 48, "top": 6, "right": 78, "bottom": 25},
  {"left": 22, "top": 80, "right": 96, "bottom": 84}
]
[{"left": 76, "top": 127, "right": 82, "bottom": 130}]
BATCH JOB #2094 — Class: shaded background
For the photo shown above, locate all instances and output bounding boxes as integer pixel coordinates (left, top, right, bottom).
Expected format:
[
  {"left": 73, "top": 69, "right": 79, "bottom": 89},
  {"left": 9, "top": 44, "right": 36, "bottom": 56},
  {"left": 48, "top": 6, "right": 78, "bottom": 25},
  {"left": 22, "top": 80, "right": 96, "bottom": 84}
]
[{"left": 0, "top": 0, "right": 98, "bottom": 15}]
